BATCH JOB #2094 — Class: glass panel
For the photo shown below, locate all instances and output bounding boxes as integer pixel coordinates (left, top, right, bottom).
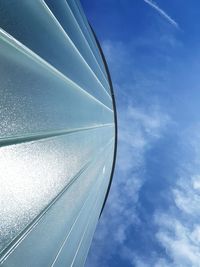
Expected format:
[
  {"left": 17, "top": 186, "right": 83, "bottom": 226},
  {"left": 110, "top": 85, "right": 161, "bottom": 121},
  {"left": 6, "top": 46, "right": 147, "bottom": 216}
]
[
  {"left": 0, "top": 31, "right": 113, "bottom": 138},
  {"left": 52, "top": 145, "right": 114, "bottom": 267},
  {"left": 71, "top": 153, "right": 114, "bottom": 267},
  {"left": 1, "top": 142, "right": 113, "bottom": 267},
  {"left": 45, "top": 0, "right": 110, "bottom": 94},
  {"left": 0, "top": 1, "right": 112, "bottom": 107},
  {"left": 0, "top": 0, "right": 116, "bottom": 265},
  {"left": 66, "top": 0, "right": 108, "bottom": 80},
  {"left": 0, "top": 128, "right": 114, "bottom": 255}
]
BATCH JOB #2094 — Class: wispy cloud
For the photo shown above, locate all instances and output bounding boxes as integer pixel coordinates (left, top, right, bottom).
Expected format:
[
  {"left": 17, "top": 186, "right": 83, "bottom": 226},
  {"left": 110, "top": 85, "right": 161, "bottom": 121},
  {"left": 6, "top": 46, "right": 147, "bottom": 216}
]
[
  {"left": 86, "top": 40, "right": 171, "bottom": 267},
  {"left": 144, "top": 0, "right": 179, "bottom": 29},
  {"left": 152, "top": 125, "right": 200, "bottom": 267},
  {"left": 86, "top": 103, "right": 170, "bottom": 266},
  {"left": 155, "top": 214, "right": 200, "bottom": 266}
]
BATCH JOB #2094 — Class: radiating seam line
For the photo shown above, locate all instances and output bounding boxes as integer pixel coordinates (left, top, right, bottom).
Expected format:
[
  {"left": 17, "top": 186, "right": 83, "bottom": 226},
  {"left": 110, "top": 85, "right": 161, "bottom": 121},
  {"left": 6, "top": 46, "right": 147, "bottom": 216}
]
[
  {"left": 0, "top": 162, "right": 90, "bottom": 264},
  {"left": 50, "top": 174, "right": 98, "bottom": 266},
  {"left": 74, "top": 0, "right": 104, "bottom": 68},
  {"left": 51, "top": 168, "right": 102, "bottom": 267},
  {"left": 70, "top": 158, "right": 112, "bottom": 267},
  {"left": 0, "top": 28, "right": 113, "bottom": 113},
  {"left": 0, "top": 123, "right": 114, "bottom": 147},
  {"left": 51, "top": 143, "right": 113, "bottom": 266},
  {"left": 40, "top": 0, "right": 112, "bottom": 101},
  {"left": 64, "top": 0, "right": 110, "bottom": 89},
  {"left": 70, "top": 180, "right": 103, "bottom": 267},
  {"left": 70, "top": 205, "right": 98, "bottom": 266},
  {"left": 41, "top": 0, "right": 111, "bottom": 101},
  {"left": 73, "top": 0, "right": 101, "bottom": 59},
  {"left": 0, "top": 138, "right": 113, "bottom": 264}
]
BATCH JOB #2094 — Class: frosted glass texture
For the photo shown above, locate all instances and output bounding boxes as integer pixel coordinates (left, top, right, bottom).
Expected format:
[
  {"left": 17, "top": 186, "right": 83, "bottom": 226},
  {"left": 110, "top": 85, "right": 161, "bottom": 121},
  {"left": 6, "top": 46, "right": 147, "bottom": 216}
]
[{"left": 0, "top": 0, "right": 116, "bottom": 266}]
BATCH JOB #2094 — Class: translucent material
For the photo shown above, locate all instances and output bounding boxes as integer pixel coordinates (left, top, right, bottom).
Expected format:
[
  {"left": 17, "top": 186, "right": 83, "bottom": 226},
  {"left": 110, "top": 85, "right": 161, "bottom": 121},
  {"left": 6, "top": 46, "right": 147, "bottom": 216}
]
[
  {"left": 44, "top": 0, "right": 110, "bottom": 93},
  {"left": 0, "top": 0, "right": 116, "bottom": 266},
  {"left": 66, "top": 0, "right": 108, "bottom": 80},
  {"left": 0, "top": 128, "right": 114, "bottom": 255},
  {"left": 0, "top": 0, "right": 112, "bottom": 108},
  {"left": 0, "top": 29, "right": 113, "bottom": 138},
  {"left": 1, "top": 142, "right": 114, "bottom": 267}
]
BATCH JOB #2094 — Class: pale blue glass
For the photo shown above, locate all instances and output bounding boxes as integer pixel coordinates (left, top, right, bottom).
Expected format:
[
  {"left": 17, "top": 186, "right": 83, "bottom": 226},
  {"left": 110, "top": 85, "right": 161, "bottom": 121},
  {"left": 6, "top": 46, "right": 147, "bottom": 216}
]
[
  {"left": 44, "top": 0, "right": 110, "bottom": 94},
  {"left": 0, "top": 30, "right": 113, "bottom": 138},
  {"left": 69, "top": 153, "right": 114, "bottom": 267},
  {"left": 51, "top": 146, "right": 114, "bottom": 267},
  {"left": 0, "top": 0, "right": 112, "bottom": 108},
  {"left": 66, "top": 0, "right": 109, "bottom": 81},
  {"left": 1, "top": 142, "right": 114, "bottom": 267},
  {"left": 0, "top": 128, "right": 114, "bottom": 256},
  {"left": 0, "top": 0, "right": 116, "bottom": 266}
]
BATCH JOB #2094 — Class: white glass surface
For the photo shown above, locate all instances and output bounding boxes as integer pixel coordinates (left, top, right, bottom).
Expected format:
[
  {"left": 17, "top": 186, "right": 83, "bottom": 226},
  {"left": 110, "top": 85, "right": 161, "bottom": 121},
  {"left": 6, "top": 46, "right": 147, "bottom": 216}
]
[
  {"left": 1, "top": 141, "right": 114, "bottom": 267},
  {"left": 0, "top": 128, "right": 114, "bottom": 255},
  {"left": 51, "top": 146, "right": 114, "bottom": 267},
  {"left": 66, "top": 153, "right": 113, "bottom": 267}
]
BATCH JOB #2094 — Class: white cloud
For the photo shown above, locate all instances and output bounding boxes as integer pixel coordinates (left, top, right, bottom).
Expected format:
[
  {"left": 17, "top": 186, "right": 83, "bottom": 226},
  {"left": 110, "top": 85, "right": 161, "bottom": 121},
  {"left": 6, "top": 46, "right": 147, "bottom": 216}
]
[
  {"left": 87, "top": 86, "right": 170, "bottom": 266},
  {"left": 155, "top": 214, "right": 200, "bottom": 266},
  {"left": 86, "top": 39, "right": 171, "bottom": 267},
  {"left": 99, "top": 40, "right": 200, "bottom": 267},
  {"left": 173, "top": 185, "right": 200, "bottom": 216},
  {"left": 152, "top": 125, "right": 200, "bottom": 267},
  {"left": 154, "top": 258, "right": 171, "bottom": 267},
  {"left": 144, "top": 0, "right": 179, "bottom": 29},
  {"left": 117, "top": 104, "right": 169, "bottom": 173},
  {"left": 86, "top": 2, "right": 183, "bottom": 266}
]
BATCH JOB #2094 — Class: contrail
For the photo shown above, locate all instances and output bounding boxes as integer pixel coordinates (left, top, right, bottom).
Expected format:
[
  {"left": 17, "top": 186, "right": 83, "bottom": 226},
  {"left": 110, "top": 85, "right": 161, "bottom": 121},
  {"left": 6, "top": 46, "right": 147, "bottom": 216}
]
[{"left": 144, "top": 0, "right": 179, "bottom": 29}]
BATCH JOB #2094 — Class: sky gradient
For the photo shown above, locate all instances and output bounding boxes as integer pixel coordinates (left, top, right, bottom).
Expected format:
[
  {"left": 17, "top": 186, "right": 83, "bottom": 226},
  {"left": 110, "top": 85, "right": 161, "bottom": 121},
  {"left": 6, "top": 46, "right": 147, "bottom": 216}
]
[{"left": 82, "top": 1, "right": 200, "bottom": 266}]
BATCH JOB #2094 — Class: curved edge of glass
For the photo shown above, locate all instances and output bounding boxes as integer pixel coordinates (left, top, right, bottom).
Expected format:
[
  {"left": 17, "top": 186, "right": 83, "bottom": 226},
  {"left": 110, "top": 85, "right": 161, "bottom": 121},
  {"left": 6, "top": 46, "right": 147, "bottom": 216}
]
[{"left": 89, "top": 24, "right": 118, "bottom": 217}]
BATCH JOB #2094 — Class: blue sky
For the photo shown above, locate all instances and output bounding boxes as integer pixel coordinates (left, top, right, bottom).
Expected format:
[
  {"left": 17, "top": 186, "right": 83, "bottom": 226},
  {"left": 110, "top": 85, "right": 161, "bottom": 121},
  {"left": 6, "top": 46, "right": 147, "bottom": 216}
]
[{"left": 82, "top": 1, "right": 200, "bottom": 266}]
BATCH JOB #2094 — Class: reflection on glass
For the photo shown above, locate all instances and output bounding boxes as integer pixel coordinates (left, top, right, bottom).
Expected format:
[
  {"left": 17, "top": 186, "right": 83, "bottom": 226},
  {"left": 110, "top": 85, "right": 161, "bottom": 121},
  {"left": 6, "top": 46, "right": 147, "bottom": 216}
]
[{"left": 0, "top": 0, "right": 116, "bottom": 266}]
